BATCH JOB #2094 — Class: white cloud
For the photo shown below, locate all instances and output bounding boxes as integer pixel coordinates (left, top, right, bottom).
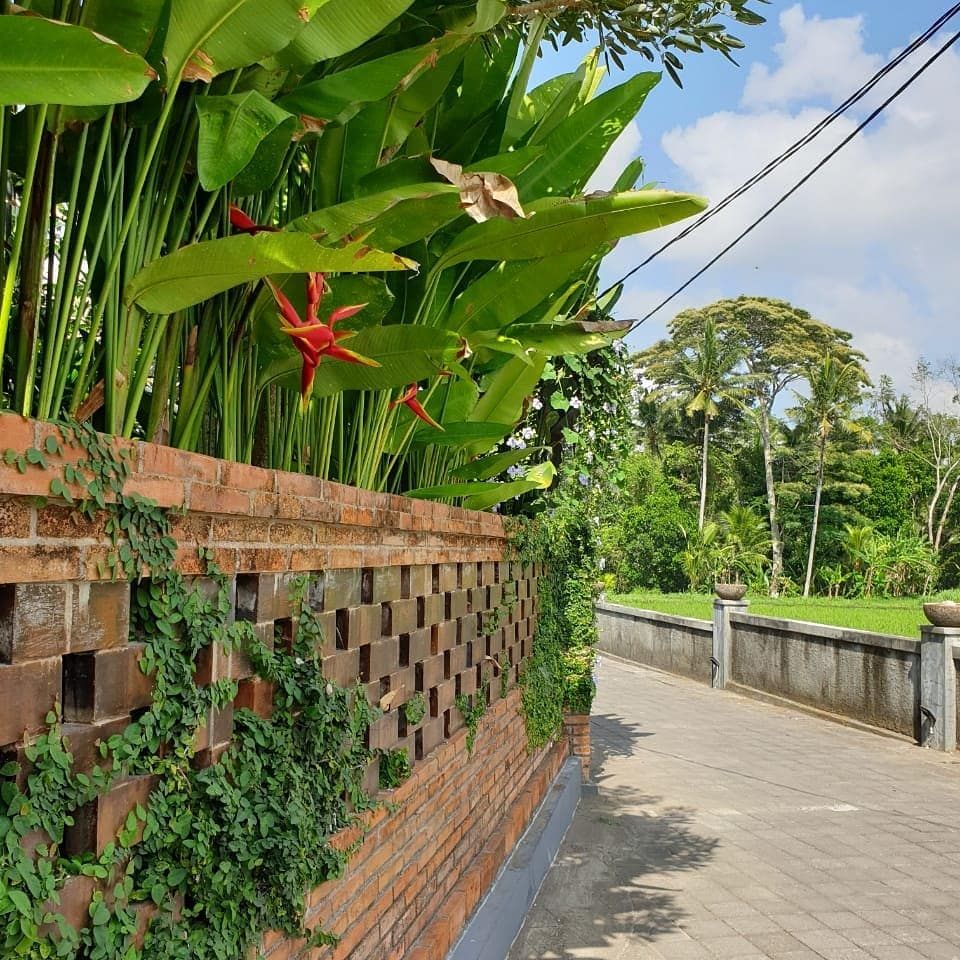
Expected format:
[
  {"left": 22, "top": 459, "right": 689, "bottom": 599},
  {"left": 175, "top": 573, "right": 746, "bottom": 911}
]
[
  {"left": 743, "top": 4, "right": 883, "bottom": 108},
  {"left": 586, "top": 121, "right": 643, "bottom": 192},
  {"left": 612, "top": 13, "right": 960, "bottom": 396}
]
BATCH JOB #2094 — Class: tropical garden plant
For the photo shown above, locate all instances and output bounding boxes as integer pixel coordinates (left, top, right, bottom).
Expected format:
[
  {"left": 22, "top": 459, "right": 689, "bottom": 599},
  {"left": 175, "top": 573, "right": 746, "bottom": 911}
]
[{"left": 0, "top": 0, "right": 769, "bottom": 510}]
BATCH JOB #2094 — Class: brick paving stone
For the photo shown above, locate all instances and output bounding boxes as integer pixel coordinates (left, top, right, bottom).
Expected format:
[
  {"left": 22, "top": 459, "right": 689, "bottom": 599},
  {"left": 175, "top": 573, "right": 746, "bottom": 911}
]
[{"left": 508, "top": 658, "right": 960, "bottom": 960}]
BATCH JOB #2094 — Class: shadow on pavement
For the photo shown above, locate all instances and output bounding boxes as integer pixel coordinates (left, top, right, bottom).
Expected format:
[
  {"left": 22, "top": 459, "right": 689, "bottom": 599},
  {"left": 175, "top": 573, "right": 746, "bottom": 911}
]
[{"left": 509, "top": 714, "right": 718, "bottom": 959}]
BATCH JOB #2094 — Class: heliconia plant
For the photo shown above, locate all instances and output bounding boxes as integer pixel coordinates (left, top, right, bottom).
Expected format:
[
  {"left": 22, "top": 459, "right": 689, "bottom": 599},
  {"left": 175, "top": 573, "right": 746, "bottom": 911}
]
[{"left": 0, "top": 0, "right": 761, "bottom": 505}]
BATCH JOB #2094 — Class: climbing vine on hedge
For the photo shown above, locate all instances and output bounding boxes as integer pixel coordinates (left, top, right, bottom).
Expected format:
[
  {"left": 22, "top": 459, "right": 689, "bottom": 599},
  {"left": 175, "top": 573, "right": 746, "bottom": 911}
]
[{"left": 1, "top": 422, "right": 378, "bottom": 959}]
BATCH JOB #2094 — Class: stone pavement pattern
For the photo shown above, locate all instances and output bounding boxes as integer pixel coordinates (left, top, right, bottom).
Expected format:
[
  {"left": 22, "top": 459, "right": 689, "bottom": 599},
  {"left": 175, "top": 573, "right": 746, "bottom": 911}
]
[{"left": 509, "top": 656, "right": 960, "bottom": 960}]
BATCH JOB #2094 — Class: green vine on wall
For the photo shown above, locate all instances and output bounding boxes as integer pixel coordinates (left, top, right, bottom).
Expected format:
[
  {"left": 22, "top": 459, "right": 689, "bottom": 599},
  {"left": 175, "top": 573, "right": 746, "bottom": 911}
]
[
  {"left": 1, "top": 423, "right": 378, "bottom": 960},
  {"left": 455, "top": 683, "right": 489, "bottom": 756}
]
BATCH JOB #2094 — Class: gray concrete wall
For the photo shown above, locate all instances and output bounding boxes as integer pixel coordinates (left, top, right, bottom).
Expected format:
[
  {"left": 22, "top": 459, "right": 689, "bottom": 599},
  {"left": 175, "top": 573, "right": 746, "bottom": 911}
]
[
  {"left": 728, "top": 613, "right": 919, "bottom": 738},
  {"left": 596, "top": 602, "right": 713, "bottom": 684},
  {"left": 955, "top": 645, "right": 960, "bottom": 747}
]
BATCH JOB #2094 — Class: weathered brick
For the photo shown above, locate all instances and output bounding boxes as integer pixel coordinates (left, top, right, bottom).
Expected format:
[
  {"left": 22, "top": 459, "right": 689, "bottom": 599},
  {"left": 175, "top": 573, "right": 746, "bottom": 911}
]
[
  {"left": 408, "top": 565, "right": 432, "bottom": 597},
  {"left": 382, "top": 598, "right": 417, "bottom": 637},
  {"left": 437, "top": 563, "right": 458, "bottom": 592},
  {"left": 235, "top": 573, "right": 294, "bottom": 623},
  {"left": 62, "top": 644, "right": 153, "bottom": 723},
  {"left": 0, "top": 582, "right": 69, "bottom": 662},
  {"left": 407, "top": 628, "right": 431, "bottom": 663},
  {"left": 418, "top": 593, "right": 444, "bottom": 629},
  {"left": 0, "top": 657, "right": 60, "bottom": 745},
  {"left": 322, "top": 568, "right": 361, "bottom": 610},
  {"left": 419, "top": 654, "right": 444, "bottom": 691},
  {"left": 234, "top": 678, "right": 274, "bottom": 718},
  {"left": 0, "top": 497, "right": 31, "bottom": 539},
  {"left": 367, "top": 638, "right": 398, "bottom": 680},
  {"left": 62, "top": 717, "right": 129, "bottom": 773},
  {"left": 71, "top": 581, "right": 130, "bottom": 653},
  {"left": 367, "top": 566, "right": 402, "bottom": 603},
  {"left": 429, "top": 621, "right": 455, "bottom": 656},
  {"left": 459, "top": 614, "right": 478, "bottom": 646},
  {"left": 63, "top": 774, "right": 156, "bottom": 855},
  {"left": 321, "top": 649, "right": 360, "bottom": 686},
  {"left": 340, "top": 604, "right": 381, "bottom": 649}
]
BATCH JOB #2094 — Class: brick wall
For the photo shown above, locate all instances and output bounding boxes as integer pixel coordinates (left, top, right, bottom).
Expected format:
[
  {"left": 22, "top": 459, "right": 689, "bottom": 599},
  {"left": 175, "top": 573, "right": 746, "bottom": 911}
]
[{"left": 0, "top": 412, "right": 562, "bottom": 959}]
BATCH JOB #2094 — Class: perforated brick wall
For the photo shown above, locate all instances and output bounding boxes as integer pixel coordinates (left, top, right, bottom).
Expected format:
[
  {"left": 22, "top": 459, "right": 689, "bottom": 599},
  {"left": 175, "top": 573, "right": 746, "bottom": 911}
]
[{"left": 0, "top": 412, "right": 560, "bottom": 959}]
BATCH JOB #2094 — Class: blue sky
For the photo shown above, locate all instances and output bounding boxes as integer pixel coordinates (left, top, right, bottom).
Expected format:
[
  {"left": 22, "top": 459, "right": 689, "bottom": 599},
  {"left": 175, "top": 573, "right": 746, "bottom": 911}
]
[{"left": 532, "top": 2, "right": 960, "bottom": 398}]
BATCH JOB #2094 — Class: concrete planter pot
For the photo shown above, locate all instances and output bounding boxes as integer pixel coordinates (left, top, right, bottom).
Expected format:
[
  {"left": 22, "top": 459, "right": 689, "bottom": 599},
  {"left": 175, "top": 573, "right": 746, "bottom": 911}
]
[
  {"left": 922, "top": 601, "right": 960, "bottom": 627},
  {"left": 714, "top": 582, "right": 747, "bottom": 601}
]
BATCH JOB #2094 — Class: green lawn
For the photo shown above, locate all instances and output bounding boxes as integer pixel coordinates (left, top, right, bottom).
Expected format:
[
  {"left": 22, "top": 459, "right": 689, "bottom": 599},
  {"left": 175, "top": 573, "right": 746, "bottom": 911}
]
[{"left": 605, "top": 591, "right": 935, "bottom": 639}]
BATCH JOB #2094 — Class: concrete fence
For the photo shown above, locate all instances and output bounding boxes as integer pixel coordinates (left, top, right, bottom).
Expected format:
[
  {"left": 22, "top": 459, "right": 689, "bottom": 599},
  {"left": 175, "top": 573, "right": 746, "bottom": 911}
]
[{"left": 596, "top": 599, "right": 960, "bottom": 752}]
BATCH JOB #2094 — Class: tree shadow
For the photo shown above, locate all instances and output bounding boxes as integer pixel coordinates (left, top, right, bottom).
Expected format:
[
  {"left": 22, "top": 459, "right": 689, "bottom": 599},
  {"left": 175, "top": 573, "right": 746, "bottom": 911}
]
[{"left": 510, "top": 714, "right": 719, "bottom": 959}]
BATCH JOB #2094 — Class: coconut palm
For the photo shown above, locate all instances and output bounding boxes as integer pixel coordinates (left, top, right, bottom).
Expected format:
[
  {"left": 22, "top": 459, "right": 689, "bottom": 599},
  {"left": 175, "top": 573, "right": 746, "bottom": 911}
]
[
  {"left": 797, "top": 355, "right": 868, "bottom": 596},
  {"left": 638, "top": 318, "right": 745, "bottom": 530}
]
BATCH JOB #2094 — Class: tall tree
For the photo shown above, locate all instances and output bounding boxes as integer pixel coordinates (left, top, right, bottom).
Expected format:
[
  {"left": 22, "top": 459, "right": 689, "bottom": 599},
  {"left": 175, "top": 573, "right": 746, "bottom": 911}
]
[
  {"left": 912, "top": 359, "right": 960, "bottom": 564},
  {"left": 664, "top": 297, "right": 864, "bottom": 594},
  {"left": 795, "top": 355, "right": 869, "bottom": 596},
  {"left": 637, "top": 318, "right": 743, "bottom": 530}
]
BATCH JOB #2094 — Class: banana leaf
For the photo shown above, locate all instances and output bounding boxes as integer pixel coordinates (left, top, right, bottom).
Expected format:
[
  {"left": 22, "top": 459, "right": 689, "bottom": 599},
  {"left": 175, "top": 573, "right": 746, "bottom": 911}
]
[
  {"left": 0, "top": 15, "right": 155, "bottom": 105},
  {"left": 125, "top": 233, "right": 414, "bottom": 313}
]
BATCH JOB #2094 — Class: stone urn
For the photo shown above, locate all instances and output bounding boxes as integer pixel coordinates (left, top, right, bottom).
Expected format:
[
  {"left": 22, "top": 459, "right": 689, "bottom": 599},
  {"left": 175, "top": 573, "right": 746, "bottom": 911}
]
[
  {"left": 922, "top": 601, "right": 960, "bottom": 627},
  {"left": 714, "top": 582, "right": 747, "bottom": 601}
]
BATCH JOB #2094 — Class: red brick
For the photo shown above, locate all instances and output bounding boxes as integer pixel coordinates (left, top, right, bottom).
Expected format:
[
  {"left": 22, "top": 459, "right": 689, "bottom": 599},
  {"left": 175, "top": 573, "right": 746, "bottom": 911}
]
[
  {"left": 0, "top": 581, "right": 69, "bottom": 662},
  {"left": 0, "top": 497, "right": 31, "bottom": 539},
  {"left": 189, "top": 482, "right": 249, "bottom": 516},
  {"left": 62, "top": 717, "right": 129, "bottom": 773},
  {"left": 0, "top": 543, "right": 81, "bottom": 581},
  {"left": 0, "top": 657, "right": 60, "bottom": 745},
  {"left": 43, "top": 874, "right": 97, "bottom": 934},
  {"left": 71, "top": 581, "right": 129, "bottom": 653},
  {"left": 234, "top": 678, "right": 274, "bottom": 718},
  {"left": 62, "top": 644, "right": 153, "bottom": 722},
  {"left": 139, "top": 443, "right": 219, "bottom": 484},
  {"left": 122, "top": 474, "right": 186, "bottom": 509},
  {"left": 63, "top": 774, "right": 156, "bottom": 855}
]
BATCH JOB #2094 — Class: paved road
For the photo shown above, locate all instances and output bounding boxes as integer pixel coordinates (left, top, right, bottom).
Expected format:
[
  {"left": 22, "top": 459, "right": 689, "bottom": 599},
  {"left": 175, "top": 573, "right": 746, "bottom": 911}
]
[{"left": 509, "top": 655, "right": 960, "bottom": 960}]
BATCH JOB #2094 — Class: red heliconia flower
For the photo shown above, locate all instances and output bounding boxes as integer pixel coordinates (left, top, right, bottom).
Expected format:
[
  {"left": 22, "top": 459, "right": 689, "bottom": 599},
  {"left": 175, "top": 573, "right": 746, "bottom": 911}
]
[
  {"left": 229, "top": 204, "right": 278, "bottom": 235},
  {"left": 266, "top": 273, "right": 378, "bottom": 407},
  {"left": 390, "top": 383, "right": 444, "bottom": 430}
]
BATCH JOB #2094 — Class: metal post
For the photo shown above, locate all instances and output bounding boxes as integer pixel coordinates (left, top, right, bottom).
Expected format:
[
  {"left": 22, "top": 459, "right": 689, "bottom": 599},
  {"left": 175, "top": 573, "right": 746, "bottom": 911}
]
[
  {"left": 919, "top": 625, "right": 959, "bottom": 751},
  {"left": 712, "top": 598, "right": 748, "bottom": 689}
]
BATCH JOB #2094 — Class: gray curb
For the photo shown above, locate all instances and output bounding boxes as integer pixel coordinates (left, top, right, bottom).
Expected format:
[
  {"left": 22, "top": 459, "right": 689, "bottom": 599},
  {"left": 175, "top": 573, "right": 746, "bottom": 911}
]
[{"left": 448, "top": 757, "right": 583, "bottom": 960}]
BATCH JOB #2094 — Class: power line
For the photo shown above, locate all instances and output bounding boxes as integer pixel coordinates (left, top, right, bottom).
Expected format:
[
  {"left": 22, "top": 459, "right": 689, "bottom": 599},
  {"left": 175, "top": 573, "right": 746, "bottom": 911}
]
[
  {"left": 629, "top": 24, "right": 960, "bottom": 328},
  {"left": 597, "top": 2, "right": 960, "bottom": 305}
]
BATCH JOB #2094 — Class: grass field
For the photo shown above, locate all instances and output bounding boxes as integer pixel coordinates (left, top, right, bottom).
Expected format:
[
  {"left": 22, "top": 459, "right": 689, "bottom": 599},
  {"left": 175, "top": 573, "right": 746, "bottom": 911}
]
[{"left": 604, "top": 591, "right": 942, "bottom": 639}]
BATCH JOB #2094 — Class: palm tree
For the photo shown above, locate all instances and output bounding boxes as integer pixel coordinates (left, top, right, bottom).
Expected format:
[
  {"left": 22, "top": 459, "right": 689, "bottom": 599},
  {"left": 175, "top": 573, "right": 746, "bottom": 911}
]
[
  {"left": 718, "top": 505, "right": 771, "bottom": 585},
  {"left": 641, "top": 319, "right": 744, "bottom": 530},
  {"left": 797, "top": 355, "right": 867, "bottom": 596}
]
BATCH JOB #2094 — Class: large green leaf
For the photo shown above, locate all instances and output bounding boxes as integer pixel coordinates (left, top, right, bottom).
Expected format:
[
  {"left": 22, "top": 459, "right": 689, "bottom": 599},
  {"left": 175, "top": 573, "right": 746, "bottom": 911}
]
[
  {"left": 450, "top": 447, "right": 545, "bottom": 481},
  {"left": 435, "top": 190, "right": 707, "bottom": 270},
  {"left": 81, "top": 0, "right": 168, "bottom": 59},
  {"left": 409, "top": 421, "right": 515, "bottom": 449},
  {"left": 0, "top": 15, "right": 155, "bottom": 106},
  {"left": 196, "top": 92, "right": 293, "bottom": 191},
  {"left": 517, "top": 71, "right": 660, "bottom": 197},
  {"left": 464, "top": 461, "right": 555, "bottom": 510},
  {"left": 408, "top": 461, "right": 555, "bottom": 509},
  {"left": 125, "top": 233, "right": 414, "bottom": 313},
  {"left": 164, "top": 0, "right": 330, "bottom": 82},
  {"left": 449, "top": 250, "right": 594, "bottom": 334},
  {"left": 260, "top": 325, "right": 458, "bottom": 397},
  {"left": 290, "top": 182, "right": 460, "bottom": 248},
  {"left": 232, "top": 116, "right": 298, "bottom": 196},
  {"left": 469, "top": 354, "right": 546, "bottom": 429},
  {"left": 275, "top": 0, "right": 415, "bottom": 69},
  {"left": 279, "top": 42, "right": 448, "bottom": 125},
  {"left": 503, "top": 321, "right": 628, "bottom": 356}
]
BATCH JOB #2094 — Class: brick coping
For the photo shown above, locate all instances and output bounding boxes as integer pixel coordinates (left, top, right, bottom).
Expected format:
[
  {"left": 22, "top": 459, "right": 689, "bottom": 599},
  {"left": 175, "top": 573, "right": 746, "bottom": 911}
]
[{"left": 0, "top": 412, "right": 505, "bottom": 538}]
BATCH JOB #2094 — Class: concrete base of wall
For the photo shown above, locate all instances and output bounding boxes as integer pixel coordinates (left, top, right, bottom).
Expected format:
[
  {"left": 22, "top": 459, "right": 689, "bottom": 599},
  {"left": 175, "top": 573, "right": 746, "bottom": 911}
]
[
  {"left": 727, "top": 681, "right": 916, "bottom": 744},
  {"left": 448, "top": 757, "right": 583, "bottom": 960}
]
